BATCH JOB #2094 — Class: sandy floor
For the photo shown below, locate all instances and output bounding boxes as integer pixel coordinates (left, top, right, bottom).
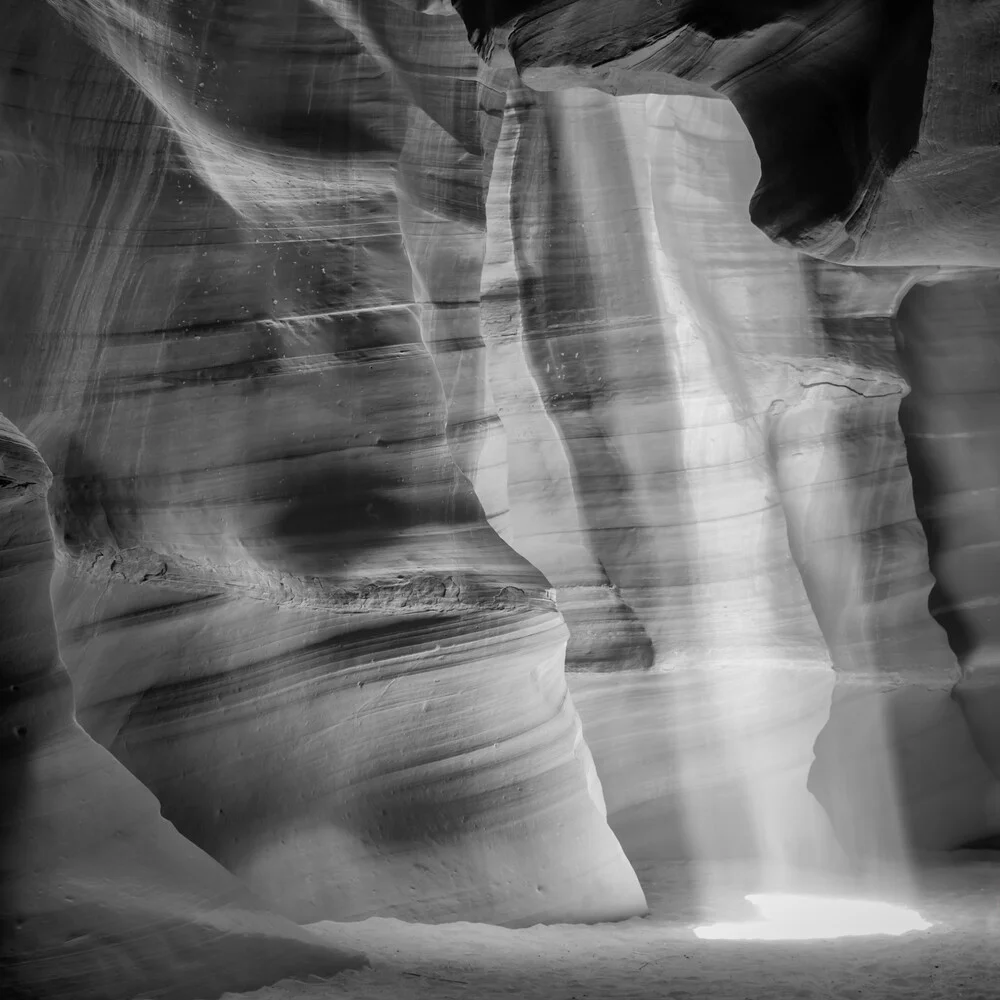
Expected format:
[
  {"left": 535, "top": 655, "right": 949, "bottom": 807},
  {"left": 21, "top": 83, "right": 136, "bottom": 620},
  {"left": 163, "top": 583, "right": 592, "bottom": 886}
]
[{"left": 219, "top": 853, "right": 1000, "bottom": 1000}]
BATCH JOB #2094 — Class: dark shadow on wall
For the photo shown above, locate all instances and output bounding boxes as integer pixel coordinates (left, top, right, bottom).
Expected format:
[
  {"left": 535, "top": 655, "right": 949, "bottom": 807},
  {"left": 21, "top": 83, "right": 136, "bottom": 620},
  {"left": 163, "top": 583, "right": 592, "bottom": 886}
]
[
  {"left": 893, "top": 283, "right": 993, "bottom": 668},
  {"left": 738, "top": 0, "right": 933, "bottom": 249},
  {"left": 49, "top": 434, "right": 127, "bottom": 558},
  {"left": 804, "top": 274, "right": 1000, "bottom": 862},
  {"left": 454, "top": 0, "right": 933, "bottom": 255},
  {"left": 894, "top": 275, "right": 1000, "bottom": 785}
]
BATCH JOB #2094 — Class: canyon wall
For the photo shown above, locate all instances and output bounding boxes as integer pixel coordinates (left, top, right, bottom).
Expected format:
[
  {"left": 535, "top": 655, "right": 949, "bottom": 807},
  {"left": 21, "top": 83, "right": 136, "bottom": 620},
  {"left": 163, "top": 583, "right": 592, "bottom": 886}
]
[
  {"left": 0, "top": 413, "right": 367, "bottom": 999},
  {"left": 478, "top": 78, "right": 1000, "bottom": 866},
  {"left": 2, "top": 1, "right": 1000, "bottom": 996},
  {"left": 898, "top": 274, "right": 1000, "bottom": 788},
  {"left": 455, "top": 0, "right": 1000, "bottom": 266}
]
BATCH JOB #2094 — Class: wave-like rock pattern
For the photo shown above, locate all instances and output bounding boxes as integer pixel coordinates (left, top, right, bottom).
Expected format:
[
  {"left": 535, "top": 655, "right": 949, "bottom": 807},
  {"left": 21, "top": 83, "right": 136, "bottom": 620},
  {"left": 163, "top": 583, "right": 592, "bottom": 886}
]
[
  {"left": 3, "top": 1, "right": 1000, "bottom": 990},
  {"left": 59, "top": 570, "right": 643, "bottom": 925},
  {"left": 483, "top": 86, "right": 827, "bottom": 664},
  {"left": 1, "top": 0, "right": 646, "bottom": 936},
  {"left": 482, "top": 84, "right": 943, "bottom": 674},
  {"left": 0, "top": 414, "right": 367, "bottom": 1000},
  {"left": 477, "top": 81, "right": 1000, "bottom": 855}
]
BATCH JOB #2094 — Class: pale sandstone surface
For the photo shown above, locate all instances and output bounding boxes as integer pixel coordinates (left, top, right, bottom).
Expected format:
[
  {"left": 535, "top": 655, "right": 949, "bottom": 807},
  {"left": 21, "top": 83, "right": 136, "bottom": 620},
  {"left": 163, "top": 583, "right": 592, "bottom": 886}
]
[
  {"left": 481, "top": 82, "right": 1000, "bottom": 859},
  {"left": 0, "top": 414, "right": 367, "bottom": 1000},
  {"left": 1, "top": 2, "right": 999, "bottom": 998},
  {"left": 1, "top": 1, "right": 647, "bottom": 988}
]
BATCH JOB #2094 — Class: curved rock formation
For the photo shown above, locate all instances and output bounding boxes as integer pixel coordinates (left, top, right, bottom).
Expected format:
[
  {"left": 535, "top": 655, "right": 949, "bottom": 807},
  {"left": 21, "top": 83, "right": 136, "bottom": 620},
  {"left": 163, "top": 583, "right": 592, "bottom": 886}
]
[
  {"left": 0, "top": 414, "right": 366, "bottom": 1000},
  {"left": 454, "top": 0, "right": 1000, "bottom": 266},
  {"left": 2, "top": 0, "right": 646, "bottom": 940},
  {"left": 479, "top": 80, "right": 1000, "bottom": 861},
  {"left": 3, "top": 0, "right": 1000, "bottom": 992}
]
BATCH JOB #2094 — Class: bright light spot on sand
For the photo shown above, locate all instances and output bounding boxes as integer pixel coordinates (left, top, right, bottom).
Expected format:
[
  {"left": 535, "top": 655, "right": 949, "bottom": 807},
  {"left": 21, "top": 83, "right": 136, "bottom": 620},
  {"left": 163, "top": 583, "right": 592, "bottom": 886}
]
[{"left": 693, "top": 894, "right": 931, "bottom": 940}]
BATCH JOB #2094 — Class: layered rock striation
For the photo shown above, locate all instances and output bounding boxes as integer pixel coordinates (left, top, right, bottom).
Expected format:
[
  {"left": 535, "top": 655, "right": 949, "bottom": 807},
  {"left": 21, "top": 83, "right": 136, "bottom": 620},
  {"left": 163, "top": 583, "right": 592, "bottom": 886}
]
[
  {"left": 0, "top": 413, "right": 367, "bottom": 1000},
  {"left": 480, "top": 80, "right": 1000, "bottom": 862},
  {"left": 897, "top": 273, "right": 1000, "bottom": 784},
  {"left": 2, "top": 1, "right": 1000, "bottom": 995},
  {"left": 454, "top": 0, "right": 1000, "bottom": 266},
  {"left": 1, "top": 0, "right": 647, "bottom": 952}
]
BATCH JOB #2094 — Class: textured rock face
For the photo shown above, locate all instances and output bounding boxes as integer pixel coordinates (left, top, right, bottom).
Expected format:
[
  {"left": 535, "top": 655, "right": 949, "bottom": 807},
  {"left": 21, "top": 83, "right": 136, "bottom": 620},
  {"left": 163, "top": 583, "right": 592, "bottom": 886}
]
[
  {"left": 897, "top": 274, "right": 1000, "bottom": 782},
  {"left": 455, "top": 0, "right": 1000, "bottom": 266},
  {"left": 0, "top": 414, "right": 367, "bottom": 1000},
  {"left": 3, "top": 0, "right": 1000, "bottom": 994},
  {"left": 479, "top": 80, "right": 1000, "bottom": 862},
  {"left": 1, "top": 0, "right": 646, "bottom": 954}
]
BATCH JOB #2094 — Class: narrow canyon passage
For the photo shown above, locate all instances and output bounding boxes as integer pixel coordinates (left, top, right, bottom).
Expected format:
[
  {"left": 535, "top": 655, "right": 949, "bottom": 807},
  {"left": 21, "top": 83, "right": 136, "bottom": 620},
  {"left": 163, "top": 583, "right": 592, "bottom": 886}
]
[{"left": 2, "top": 2, "right": 999, "bottom": 999}]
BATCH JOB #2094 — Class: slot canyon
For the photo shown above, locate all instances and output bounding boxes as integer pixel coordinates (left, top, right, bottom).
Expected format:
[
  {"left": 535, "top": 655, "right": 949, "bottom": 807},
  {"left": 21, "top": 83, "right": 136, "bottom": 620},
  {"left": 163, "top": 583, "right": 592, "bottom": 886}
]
[{"left": 2, "top": 1, "right": 999, "bottom": 998}]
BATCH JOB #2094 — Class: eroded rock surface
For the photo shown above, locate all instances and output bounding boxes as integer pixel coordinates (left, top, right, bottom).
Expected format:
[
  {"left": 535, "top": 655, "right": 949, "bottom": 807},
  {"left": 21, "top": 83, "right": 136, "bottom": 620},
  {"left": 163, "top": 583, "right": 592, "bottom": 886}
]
[
  {"left": 0, "top": 414, "right": 367, "bottom": 1000},
  {"left": 897, "top": 273, "right": 1000, "bottom": 783},
  {"left": 1, "top": 0, "right": 647, "bottom": 944},
  {"left": 475, "top": 75, "right": 1000, "bottom": 859},
  {"left": 2, "top": 1, "right": 1000, "bottom": 993},
  {"left": 455, "top": 0, "right": 1000, "bottom": 266}
]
